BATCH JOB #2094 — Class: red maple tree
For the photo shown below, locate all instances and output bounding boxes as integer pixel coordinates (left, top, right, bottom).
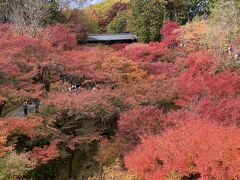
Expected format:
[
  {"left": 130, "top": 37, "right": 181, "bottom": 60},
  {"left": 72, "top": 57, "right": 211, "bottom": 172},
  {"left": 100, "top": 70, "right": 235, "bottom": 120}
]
[
  {"left": 125, "top": 120, "right": 240, "bottom": 179},
  {"left": 160, "top": 20, "right": 180, "bottom": 47}
]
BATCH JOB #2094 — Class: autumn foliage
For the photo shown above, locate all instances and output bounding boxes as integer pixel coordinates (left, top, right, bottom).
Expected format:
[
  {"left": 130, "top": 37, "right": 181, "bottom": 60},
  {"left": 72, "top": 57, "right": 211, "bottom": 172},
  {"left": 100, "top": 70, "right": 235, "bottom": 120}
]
[
  {"left": 194, "top": 97, "right": 240, "bottom": 126},
  {"left": 44, "top": 24, "right": 77, "bottom": 50},
  {"left": 160, "top": 20, "right": 180, "bottom": 47},
  {"left": 175, "top": 51, "right": 240, "bottom": 106},
  {"left": 0, "top": 121, "right": 12, "bottom": 157},
  {"left": 1, "top": 3, "right": 240, "bottom": 178},
  {"left": 121, "top": 42, "right": 171, "bottom": 62},
  {"left": 125, "top": 120, "right": 240, "bottom": 179},
  {"left": 28, "top": 141, "right": 59, "bottom": 164},
  {"left": 118, "top": 107, "right": 167, "bottom": 147},
  {"left": 4, "top": 118, "right": 43, "bottom": 137}
]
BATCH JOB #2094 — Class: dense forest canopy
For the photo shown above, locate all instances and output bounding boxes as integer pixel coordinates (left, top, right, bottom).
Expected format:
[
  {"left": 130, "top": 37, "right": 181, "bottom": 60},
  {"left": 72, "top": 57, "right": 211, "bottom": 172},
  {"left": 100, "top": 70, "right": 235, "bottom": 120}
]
[{"left": 0, "top": 0, "right": 240, "bottom": 179}]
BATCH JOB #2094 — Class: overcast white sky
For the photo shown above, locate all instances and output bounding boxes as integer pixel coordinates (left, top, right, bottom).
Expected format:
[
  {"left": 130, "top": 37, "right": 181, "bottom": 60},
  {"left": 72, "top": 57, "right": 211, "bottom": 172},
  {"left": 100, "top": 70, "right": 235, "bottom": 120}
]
[
  {"left": 69, "top": 0, "right": 103, "bottom": 8},
  {"left": 88, "top": 0, "right": 104, "bottom": 6}
]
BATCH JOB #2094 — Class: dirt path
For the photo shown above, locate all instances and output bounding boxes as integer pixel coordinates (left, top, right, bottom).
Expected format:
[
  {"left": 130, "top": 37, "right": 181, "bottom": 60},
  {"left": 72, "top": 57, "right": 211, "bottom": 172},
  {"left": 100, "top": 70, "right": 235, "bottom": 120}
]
[{"left": 5, "top": 106, "right": 26, "bottom": 119}]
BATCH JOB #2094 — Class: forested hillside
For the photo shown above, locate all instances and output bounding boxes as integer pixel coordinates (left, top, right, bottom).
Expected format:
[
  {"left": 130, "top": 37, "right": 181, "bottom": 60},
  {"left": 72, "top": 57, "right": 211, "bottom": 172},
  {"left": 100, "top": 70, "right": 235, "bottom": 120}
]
[
  {"left": 87, "top": 0, "right": 128, "bottom": 17},
  {"left": 0, "top": 0, "right": 240, "bottom": 179}
]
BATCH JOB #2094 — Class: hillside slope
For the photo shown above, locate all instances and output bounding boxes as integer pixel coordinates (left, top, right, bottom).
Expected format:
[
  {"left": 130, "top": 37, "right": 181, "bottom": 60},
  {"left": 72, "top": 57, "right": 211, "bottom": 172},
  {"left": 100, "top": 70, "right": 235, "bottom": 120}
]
[{"left": 86, "top": 0, "right": 128, "bottom": 19}]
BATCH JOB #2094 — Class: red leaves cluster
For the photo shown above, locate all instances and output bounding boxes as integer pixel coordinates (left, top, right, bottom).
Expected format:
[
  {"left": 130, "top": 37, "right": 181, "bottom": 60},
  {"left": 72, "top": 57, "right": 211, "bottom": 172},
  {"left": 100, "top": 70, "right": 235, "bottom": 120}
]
[
  {"left": 160, "top": 20, "right": 180, "bottom": 47},
  {"left": 0, "top": 121, "right": 12, "bottom": 157},
  {"left": 114, "top": 77, "right": 178, "bottom": 108},
  {"left": 45, "top": 89, "right": 116, "bottom": 117},
  {"left": 178, "top": 70, "right": 239, "bottom": 102},
  {"left": 44, "top": 24, "right": 77, "bottom": 51},
  {"left": 194, "top": 97, "right": 240, "bottom": 126},
  {"left": 110, "top": 43, "right": 128, "bottom": 50},
  {"left": 119, "top": 33, "right": 240, "bottom": 179},
  {"left": 4, "top": 118, "right": 43, "bottom": 137},
  {"left": 0, "top": 117, "right": 59, "bottom": 165},
  {"left": 0, "top": 23, "right": 82, "bottom": 101},
  {"left": 0, "top": 23, "right": 15, "bottom": 39},
  {"left": 62, "top": 47, "right": 113, "bottom": 76},
  {"left": 177, "top": 51, "right": 240, "bottom": 104},
  {"left": 139, "top": 62, "right": 177, "bottom": 77},
  {"left": 122, "top": 42, "right": 171, "bottom": 62},
  {"left": 0, "top": 58, "right": 20, "bottom": 77},
  {"left": 118, "top": 107, "right": 167, "bottom": 146},
  {"left": 0, "top": 95, "right": 6, "bottom": 104},
  {"left": 183, "top": 50, "right": 213, "bottom": 67},
  {"left": 28, "top": 141, "right": 59, "bottom": 164},
  {"left": 0, "top": 118, "right": 43, "bottom": 157},
  {"left": 125, "top": 120, "right": 240, "bottom": 179},
  {"left": 0, "top": 25, "right": 54, "bottom": 98}
]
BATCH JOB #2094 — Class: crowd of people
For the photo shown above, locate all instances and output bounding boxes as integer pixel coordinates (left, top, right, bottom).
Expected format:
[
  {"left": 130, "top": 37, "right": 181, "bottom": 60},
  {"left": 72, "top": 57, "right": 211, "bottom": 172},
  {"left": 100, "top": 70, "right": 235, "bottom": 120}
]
[
  {"left": 67, "top": 82, "right": 98, "bottom": 92},
  {"left": 60, "top": 74, "right": 99, "bottom": 93}
]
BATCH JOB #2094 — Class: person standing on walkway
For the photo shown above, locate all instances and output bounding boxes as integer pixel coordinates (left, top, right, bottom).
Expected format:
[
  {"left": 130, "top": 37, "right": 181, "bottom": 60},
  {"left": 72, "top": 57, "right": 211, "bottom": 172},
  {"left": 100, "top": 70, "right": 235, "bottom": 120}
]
[{"left": 23, "top": 101, "right": 28, "bottom": 116}]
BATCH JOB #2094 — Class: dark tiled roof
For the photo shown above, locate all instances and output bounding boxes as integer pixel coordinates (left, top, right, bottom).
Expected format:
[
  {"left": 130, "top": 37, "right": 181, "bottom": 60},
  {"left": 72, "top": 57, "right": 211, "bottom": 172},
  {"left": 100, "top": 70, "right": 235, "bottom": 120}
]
[{"left": 87, "top": 33, "right": 137, "bottom": 41}]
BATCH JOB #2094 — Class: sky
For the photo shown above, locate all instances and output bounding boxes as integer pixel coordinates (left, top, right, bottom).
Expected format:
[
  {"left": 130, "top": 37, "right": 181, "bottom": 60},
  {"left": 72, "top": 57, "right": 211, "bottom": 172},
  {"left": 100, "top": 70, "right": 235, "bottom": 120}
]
[
  {"left": 87, "top": 0, "right": 104, "bottom": 6},
  {"left": 92, "top": 0, "right": 104, "bottom": 4},
  {"left": 70, "top": 0, "right": 104, "bottom": 8}
]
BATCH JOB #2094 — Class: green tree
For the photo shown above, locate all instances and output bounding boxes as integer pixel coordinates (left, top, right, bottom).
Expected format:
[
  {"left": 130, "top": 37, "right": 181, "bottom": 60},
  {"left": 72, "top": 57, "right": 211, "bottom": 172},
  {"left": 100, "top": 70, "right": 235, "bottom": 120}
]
[
  {"left": 129, "top": 0, "right": 164, "bottom": 42},
  {"left": 128, "top": 0, "right": 213, "bottom": 42},
  {"left": 107, "top": 10, "right": 128, "bottom": 33},
  {"left": 43, "top": 1, "right": 66, "bottom": 25},
  {"left": 164, "top": 0, "right": 210, "bottom": 24},
  {"left": 0, "top": 152, "right": 35, "bottom": 180}
]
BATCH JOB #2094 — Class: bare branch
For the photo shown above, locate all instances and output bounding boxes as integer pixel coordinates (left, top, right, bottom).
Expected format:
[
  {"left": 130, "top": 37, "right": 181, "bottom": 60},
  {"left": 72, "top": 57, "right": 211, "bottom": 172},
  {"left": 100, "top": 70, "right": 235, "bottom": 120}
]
[{"left": 9, "top": 0, "right": 47, "bottom": 37}]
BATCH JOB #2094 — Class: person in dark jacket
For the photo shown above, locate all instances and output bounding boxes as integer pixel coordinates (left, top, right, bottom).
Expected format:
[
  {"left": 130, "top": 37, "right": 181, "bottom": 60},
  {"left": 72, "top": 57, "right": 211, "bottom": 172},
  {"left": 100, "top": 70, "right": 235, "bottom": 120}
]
[{"left": 23, "top": 101, "right": 28, "bottom": 116}]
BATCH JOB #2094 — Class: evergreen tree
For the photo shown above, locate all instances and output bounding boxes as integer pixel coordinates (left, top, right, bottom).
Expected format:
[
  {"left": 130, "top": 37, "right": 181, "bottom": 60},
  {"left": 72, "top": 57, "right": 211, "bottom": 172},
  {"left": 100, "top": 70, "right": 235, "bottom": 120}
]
[
  {"left": 107, "top": 11, "right": 128, "bottom": 33},
  {"left": 43, "top": 1, "right": 66, "bottom": 25},
  {"left": 128, "top": 0, "right": 215, "bottom": 42},
  {"left": 129, "top": 0, "right": 164, "bottom": 42},
  {"left": 164, "top": 0, "right": 211, "bottom": 24}
]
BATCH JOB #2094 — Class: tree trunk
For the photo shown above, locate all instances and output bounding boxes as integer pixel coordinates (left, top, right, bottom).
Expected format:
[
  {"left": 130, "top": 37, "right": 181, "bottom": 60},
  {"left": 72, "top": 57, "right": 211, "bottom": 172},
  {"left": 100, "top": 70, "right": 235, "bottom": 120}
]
[
  {"left": 44, "top": 82, "right": 51, "bottom": 92},
  {"left": 0, "top": 103, "right": 5, "bottom": 117},
  {"left": 68, "top": 151, "right": 75, "bottom": 179}
]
